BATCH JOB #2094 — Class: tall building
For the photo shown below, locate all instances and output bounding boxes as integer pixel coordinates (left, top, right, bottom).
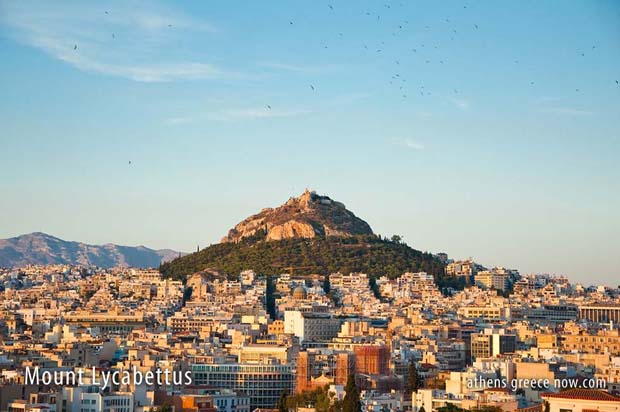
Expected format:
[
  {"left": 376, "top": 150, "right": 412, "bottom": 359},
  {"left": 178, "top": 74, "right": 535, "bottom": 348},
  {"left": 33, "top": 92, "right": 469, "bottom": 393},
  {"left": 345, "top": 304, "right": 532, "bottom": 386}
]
[
  {"left": 191, "top": 363, "right": 294, "bottom": 410},
  {"left": 336, "top": 352, "right": 356, "bottom": 385},
  {"left": 353, "top": 345, "right": 389, "bottom": 376},
  {"left": 296, "top": 351, "right": 312, "bottom": 393},
  {"left": 470, "top": 331, "right": 516, "bottom": 361},
  {"left": 475, "top": 271, "right": 509, "bottom": 292},
  {"left": 284, "top": 311, "right": 342, "bottom": 343}
]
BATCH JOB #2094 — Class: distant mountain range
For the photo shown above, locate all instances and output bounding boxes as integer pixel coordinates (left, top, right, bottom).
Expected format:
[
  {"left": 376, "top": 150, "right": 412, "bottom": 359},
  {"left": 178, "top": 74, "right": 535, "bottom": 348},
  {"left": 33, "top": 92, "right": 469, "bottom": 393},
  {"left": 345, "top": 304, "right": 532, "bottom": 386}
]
[{"left": 0, "top": 232, "right": 182, "bottom": 269}]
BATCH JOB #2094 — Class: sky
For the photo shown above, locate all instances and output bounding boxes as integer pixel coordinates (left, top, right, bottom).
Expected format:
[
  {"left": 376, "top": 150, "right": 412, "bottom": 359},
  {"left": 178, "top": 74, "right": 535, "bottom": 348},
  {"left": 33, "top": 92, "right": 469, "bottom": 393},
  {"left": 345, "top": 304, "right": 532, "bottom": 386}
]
[{"left": 0, "top": 0, "right": 619, "bottom": 284}]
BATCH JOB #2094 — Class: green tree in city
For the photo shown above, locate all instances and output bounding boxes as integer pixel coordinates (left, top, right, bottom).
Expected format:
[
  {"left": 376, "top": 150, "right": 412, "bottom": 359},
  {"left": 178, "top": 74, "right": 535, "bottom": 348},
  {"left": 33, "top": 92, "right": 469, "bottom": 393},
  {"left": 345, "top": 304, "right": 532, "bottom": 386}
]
[
  {"left": 155, "top": 404, "right": 172, "bottom": 412},
  {"left": 342, "top": 374, "right": 361, "bottom": 412},
  {"left": 323, "top": 274, "right": 331, "bottom": 294},
  {"left": 368, "top": 275, "right": 382, "bottom": 300},
  {"left": 278, "top": 391, "right": 288, "bottom": 412},
  {"left": 437, "top": 404, "right": 465, "bottom": 412},
  {"left": 266, "top": 275, "right": 277, "bottom": 319},
  {"left": 406, "top": 359, "right": 422, "bottom": 395}
]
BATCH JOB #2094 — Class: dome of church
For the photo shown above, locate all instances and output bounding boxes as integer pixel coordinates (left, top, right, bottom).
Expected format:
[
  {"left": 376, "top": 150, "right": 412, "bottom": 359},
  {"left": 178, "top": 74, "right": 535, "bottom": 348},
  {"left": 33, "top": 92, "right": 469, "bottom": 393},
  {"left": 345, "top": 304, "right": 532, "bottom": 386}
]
[{"left": 293, "top": 285, "right": 307, "bottom": 300}]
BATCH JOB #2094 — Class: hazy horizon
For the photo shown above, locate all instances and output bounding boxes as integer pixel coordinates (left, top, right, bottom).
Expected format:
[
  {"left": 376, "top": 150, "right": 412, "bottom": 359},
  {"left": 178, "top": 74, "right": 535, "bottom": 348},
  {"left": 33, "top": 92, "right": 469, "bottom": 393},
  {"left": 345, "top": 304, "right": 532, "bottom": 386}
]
[{"left": 1, "top": 1, "right": 619, "bottom": 284}]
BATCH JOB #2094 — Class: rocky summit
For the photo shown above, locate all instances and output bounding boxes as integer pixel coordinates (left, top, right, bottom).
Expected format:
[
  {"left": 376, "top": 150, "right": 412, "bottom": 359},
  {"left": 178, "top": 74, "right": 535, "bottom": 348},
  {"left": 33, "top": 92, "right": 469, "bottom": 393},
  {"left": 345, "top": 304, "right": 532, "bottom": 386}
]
[{"left": 221, "top": 189, "right": 374, "bottom": 243}]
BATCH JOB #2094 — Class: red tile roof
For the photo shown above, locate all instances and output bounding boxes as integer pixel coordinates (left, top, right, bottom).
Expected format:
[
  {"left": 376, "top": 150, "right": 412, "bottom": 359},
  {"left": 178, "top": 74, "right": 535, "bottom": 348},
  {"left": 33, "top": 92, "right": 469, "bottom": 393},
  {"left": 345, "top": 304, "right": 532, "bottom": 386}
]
[{"left": 541, "top": 389, "right": 620, "bottom": 402}]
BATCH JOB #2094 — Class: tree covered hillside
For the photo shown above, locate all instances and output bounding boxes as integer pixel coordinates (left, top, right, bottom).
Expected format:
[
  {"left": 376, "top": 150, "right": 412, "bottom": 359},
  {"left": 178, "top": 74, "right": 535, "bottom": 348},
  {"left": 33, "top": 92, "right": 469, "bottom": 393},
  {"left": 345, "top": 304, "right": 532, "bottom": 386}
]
[{"left": 159, "top": 235, "right": 460, "bottom": 289}]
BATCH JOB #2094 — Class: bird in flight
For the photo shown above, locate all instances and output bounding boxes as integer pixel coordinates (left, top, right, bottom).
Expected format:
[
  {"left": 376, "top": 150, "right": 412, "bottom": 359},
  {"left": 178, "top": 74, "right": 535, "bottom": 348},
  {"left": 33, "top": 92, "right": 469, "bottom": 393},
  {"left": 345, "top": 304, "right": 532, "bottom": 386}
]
[
  {"left": 328, "top": 4, "right": 333, "bottom": 10},
  {"left": 128, "top": 160, "right": 132, "bottom": 165},
  {"left": 310, "top": 85, "right": 315, "bottom": 91},
  {"left": 74, "top": 44, "right": 77, "bottom": 50},
  {"left": 105, "top": 11, "right": 109, "bottom": 14},
  {"left": 267, "top": 105, "right": 272, "bottom": 109}
]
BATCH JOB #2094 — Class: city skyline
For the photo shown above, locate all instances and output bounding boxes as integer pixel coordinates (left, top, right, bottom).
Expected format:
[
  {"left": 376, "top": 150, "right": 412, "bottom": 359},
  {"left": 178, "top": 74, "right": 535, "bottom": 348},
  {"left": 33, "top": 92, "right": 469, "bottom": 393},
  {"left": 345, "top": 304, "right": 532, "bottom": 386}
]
[{"left": 1, "top": 0, "right": 619, "bottom": 284}]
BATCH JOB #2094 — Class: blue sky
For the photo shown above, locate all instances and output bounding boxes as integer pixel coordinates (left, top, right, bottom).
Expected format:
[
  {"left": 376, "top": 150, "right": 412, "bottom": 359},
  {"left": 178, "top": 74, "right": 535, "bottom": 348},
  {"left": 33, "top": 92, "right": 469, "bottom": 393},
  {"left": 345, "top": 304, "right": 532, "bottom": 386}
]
[{"left": 0, "top": 1, "right": 619, "bottom": 284}]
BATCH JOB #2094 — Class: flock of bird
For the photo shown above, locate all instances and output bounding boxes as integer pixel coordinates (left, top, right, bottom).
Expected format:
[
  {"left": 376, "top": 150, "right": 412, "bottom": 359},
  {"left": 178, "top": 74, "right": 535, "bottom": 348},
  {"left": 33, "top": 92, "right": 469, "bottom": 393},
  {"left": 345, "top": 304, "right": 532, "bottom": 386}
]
[
  {"left": 264, "top": 2, "right": 616, "bottom": 109},
  {"left": 267, "top": 2, "right": 484, "bottom": 104},
  {"left": 70, "top": 4, "right": 616, "bottom": 117}
]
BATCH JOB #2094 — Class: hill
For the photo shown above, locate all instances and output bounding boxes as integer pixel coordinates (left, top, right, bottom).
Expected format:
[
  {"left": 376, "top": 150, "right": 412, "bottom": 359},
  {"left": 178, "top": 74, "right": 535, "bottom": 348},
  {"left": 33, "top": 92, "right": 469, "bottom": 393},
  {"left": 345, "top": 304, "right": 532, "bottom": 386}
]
[
  {"left": 160, "top": 190, "right": 459, "bottom": 288},
  {"left": 0, "top": 232, "right": 182, "bottom": 269}
]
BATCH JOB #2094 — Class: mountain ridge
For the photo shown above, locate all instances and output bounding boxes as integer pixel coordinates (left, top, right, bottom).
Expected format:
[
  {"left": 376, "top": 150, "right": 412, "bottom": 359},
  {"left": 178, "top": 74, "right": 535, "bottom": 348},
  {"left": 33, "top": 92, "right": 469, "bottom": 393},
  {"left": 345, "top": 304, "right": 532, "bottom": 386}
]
[{"left": 0, "top": 232, "right": 182, "bottom": 269}]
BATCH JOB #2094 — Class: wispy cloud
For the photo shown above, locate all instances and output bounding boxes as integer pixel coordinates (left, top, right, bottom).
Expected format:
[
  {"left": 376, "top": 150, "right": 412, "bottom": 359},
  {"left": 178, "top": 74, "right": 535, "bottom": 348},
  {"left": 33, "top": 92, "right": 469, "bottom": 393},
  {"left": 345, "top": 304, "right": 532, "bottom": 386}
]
[
  {"left": 0, "top": 1, "right": 229, "bottom": 82},
  {"left": 403, "top": 139, "right": 424, "bottom": 150},
  {"left": 542, "top": 107, "right": 594, "bottom": 116},
  {"left": 163, "top": 116, "right": 193, "bottom": 125},
  {"left": 451, "top": 98, "right": 470, "bottom": 110},
  {"left": 208, "top": 107, "right": 312, "bottom": 121}
]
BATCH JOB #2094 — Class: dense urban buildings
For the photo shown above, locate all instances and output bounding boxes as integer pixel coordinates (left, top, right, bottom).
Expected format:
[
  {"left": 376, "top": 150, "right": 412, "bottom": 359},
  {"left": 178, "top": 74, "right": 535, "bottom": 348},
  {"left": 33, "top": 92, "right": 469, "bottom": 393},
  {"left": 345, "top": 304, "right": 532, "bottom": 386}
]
[{"left": 1, "top": 261, "right": 620, "bottom": 412}]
